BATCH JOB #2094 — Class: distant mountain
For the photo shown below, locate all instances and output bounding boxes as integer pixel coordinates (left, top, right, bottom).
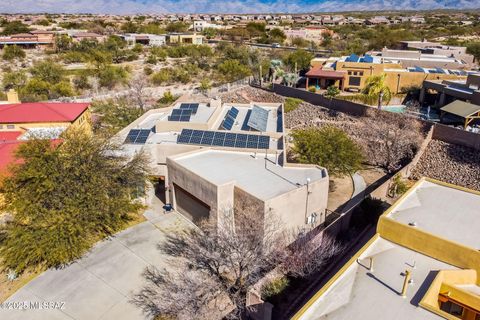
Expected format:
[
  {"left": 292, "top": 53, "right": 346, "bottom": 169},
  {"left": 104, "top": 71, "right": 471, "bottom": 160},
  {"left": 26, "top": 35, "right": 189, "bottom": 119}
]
[{"left": 1, "top": 0, "right": 479, "bottom": 14}]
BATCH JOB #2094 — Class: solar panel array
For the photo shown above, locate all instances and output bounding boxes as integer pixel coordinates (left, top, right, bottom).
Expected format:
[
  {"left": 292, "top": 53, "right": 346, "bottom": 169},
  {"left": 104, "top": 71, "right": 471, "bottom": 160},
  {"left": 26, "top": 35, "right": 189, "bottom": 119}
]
[
  {"left": 221, "top": 107, "right": 239, "bottom": 130},
  {"left": 247, "top": 105, "right": 269, "bottom": 132},
  {"left": 178, "top": 129, "right": 270, "bottom": 149},
  {"left": 125, "top": 129, "right": 151, "bottom": 144},
  {"left": 169, "top": 108, "right": 193, "bottom": 122},
  {"left": 179, "top": 103, "right": 199, "bottom": 114}
]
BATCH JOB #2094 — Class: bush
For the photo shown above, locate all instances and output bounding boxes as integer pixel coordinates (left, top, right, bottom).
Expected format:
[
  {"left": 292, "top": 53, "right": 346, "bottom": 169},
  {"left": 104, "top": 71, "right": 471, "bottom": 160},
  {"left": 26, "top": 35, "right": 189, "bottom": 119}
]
[
  {"left": 157, "top": 91, "right": 177, "bottom": 105},
  {"left": 308, "top": 86, "right": 316, "bottom": 93},
  {"left": 284, "top": 97, "right": 303, "bottom": 113},
  {"left": 97, "top": 65, "right": 129, "bottom": 88},
  {"left": 216, "top": 59, "right": 251, "bottom": 83},
  {"left": 261, "top": 277, "right": 289, "bottom": 301},
  {"left": 2, "top": 45, "right": 26, "bottom": 61},
  {"left": 150, "top": 69, "right": 171, "bottom": 85}
]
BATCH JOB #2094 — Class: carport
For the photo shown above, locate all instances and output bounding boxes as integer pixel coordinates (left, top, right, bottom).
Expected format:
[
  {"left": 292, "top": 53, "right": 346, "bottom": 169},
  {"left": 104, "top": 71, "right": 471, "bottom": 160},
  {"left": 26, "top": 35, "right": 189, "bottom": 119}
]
[{"left": 440, "top": 100, "right": 480, "bottom": 129}]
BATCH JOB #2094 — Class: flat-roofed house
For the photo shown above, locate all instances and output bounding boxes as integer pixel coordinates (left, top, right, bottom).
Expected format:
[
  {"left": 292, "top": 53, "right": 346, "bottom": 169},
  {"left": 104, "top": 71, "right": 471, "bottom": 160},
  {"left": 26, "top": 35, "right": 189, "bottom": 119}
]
[
  {"left": 294, "top": 178, "right": 480, "bottom": 320},
  {"left": 117, "top": 98, "right": 329, "bottom": 234}
]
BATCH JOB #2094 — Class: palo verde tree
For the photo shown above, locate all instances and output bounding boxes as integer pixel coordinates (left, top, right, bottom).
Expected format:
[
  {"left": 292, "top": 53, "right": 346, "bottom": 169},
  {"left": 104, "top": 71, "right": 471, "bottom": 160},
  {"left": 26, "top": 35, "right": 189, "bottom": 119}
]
[
  {"left": 0, "top": 129, "right": 150, "bottom": 273},
  {"left": 291, "top": 126, "right": 364, "bottom": 177}
]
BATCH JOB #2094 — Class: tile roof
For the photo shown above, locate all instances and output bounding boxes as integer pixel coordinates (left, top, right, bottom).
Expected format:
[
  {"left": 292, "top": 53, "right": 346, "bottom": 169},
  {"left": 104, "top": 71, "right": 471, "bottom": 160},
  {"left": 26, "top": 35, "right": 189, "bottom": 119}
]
[
  {"left": 0, "top": 102, "right": 89, "bottom": 124},
  {"left": 306, "top": 67, "right": 346, "bottom": 79},
  {"left": 0, "top": 131, "right": 23, "bottom": 141}
]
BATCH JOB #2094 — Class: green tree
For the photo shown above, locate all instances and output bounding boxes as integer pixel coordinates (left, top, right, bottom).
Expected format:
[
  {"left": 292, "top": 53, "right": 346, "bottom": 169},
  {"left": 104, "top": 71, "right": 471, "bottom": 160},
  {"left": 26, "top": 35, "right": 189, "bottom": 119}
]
[
  {"left": 217, "top": 59, "right": 251, "bottom": 83},
  {"left": 2, "top": 71, "right": 27, "bottom": 90},
  {"left": 467, "top": 42, "right": 480, "bottom": 62},
  {"left": 30, "top": 60, "right": 66, "bottom": 83},
  {"left": 91, "top": 98, "right": 145, "bottom": 133},
  {"left": 121, "top": 21, "right": 138, "bottom": 33},
  {"left": 157, "top": 91, "right": 177, "bottom": 105},
  {"left": 97, "top": 65, "right": 129, "bottom": 88},
  {"left": 246, "top": 22, "right": 266, "bottom": 38},
  {"left": 1, "top": 20, "right": 30, "bottom": 35},
  {"left": 202, "top": 27, "right": 217, "bottom": 39},
  {"left": 362, "top": 73, "right": 392, "bottom": 107},
  {"left": 19, "top": 78, "right": 51, "bottom": 101},
  {"left": 55, "top": 34, "right": 73, "bottom": 52},
  {"left": 291, "top": 126, "right": 364, "bottom": 177},
  {"left": 0, "top": 130, "right": 149, "bottom": 273},
  {"left": 283, "top": 49, "right": 314, "bottom": 71},
  {"left": 268, "top": 28, "right": 286, "bottom": 44},
  {"left": 165, "top": 22, "right": 189, "bottom": 33},
  {"left": 2, "top": 45, "right": 26, "bottom": 61}
]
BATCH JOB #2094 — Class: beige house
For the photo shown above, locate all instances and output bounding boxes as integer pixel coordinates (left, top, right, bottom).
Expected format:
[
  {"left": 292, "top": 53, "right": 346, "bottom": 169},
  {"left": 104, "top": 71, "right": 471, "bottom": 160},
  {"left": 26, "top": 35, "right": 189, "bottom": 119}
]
[{"left": 118, "top": 98, "right": 329, "bottom": 233}]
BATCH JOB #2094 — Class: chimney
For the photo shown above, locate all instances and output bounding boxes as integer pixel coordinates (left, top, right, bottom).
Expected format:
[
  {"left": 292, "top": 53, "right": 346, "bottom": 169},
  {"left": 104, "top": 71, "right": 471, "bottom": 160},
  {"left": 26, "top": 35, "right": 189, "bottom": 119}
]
[{"left": 7, "top": 89, "right": 20, "bottom": 104}]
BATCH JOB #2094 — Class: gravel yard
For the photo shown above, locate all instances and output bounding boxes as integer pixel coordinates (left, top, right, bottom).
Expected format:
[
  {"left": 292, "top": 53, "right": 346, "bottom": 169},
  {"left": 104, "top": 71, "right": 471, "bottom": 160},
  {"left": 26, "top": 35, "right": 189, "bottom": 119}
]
[{"left": 411, "top": 140, "right": 480, "bottom": 191}]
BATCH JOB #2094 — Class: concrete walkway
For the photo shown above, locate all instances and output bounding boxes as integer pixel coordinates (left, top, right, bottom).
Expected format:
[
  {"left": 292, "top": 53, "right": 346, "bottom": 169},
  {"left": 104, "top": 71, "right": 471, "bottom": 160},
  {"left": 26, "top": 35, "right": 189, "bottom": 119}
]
[
  {"left": 337, "top": 172, "right": 367, "bottom": 215},
  {"left": 0, "top": 208, "right": 192, "bottom": 320}
]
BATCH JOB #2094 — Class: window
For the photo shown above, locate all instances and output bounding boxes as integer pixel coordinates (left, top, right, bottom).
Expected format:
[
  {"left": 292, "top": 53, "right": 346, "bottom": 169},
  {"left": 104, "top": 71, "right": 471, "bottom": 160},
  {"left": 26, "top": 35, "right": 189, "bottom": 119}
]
[
  {"left": 359, "top": 71, "right": 364, "bottom": 76},
  {"left": 348, "top": 71, "right": 352, "bottom": 75},
  {"left": 440, "top": 301, "right": 464, "bottom": 318},
  {"left": 7, "top": 124, "right": 14, "bottom": 129},
  {"left": 349, "top": 77, "right": 361, "bottom": 86}
]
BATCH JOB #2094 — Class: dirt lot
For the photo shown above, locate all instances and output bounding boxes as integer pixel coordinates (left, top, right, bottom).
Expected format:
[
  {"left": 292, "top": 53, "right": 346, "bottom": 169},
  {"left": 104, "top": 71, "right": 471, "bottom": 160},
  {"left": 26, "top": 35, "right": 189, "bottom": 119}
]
[{"left": 327, "top": 175, "right": 353, "bottom": 212}]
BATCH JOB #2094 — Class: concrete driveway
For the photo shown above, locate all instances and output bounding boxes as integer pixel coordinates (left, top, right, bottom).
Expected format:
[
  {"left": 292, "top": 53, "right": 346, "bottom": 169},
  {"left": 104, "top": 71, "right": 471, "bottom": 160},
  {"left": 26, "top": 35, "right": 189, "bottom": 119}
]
[{"left": 0, "top": 210, "right": 192, "bottom": 320}]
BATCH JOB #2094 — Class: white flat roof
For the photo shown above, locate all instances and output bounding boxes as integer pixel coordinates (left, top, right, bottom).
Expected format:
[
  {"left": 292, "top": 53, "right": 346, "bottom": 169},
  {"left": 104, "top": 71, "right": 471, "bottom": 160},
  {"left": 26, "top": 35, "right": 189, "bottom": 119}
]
[
  {"left": 386, "top": 180, "right": 480, "bottom": 250},
  {"left": 172, "top": 149, "right": 326, "bottom": 200},
  {"left": 300, "top": 237, "right": 457, "bottom": 320}
]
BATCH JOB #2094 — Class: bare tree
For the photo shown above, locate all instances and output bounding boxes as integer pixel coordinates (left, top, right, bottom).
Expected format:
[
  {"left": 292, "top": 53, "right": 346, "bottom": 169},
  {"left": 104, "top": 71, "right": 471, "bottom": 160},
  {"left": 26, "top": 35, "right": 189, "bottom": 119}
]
[
  {"left": 132, "top": 208, "right": 287, "bottom": 320},
  {"left": 131, "top": 267, "right": 225, "bottom": 320},
  {"left": 360, "top": 110, "right": 424, "bottom": 172},
  {"left": 128, "top": 74, "right": 151, "bottom": 111},
  {"left": 282, "top": 232, "right": 343, "bottom": 278}
]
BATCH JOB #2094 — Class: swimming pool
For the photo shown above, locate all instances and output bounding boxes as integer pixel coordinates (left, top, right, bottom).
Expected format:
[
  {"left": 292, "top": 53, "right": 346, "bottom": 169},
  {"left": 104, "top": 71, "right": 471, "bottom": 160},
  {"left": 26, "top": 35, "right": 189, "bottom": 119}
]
[{"left": 382, "top": 105, "right": 406, "bottom": 113}]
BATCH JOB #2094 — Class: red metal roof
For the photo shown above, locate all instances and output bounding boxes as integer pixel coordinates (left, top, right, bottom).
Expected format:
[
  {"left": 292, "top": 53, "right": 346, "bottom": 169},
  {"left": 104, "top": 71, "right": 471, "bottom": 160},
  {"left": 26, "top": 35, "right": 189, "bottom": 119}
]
[
  {"left": 0, "top": 141, "right": 23, "bottom": 175},
  {"left": 0, "top": 131, "right": 23, "bottom": 141},
  {"left": 306, "top": 67, "right": 346, "bottom": 79},
  {"left": 0, "top": 102, "right": 89, "bottom": 124}
]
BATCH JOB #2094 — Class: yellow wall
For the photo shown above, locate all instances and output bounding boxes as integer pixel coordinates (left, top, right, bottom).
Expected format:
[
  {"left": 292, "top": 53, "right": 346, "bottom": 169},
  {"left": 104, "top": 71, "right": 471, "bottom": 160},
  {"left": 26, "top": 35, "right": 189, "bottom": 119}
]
[{"left": 322, "top": 60, "right": 468, "bottom": 93}]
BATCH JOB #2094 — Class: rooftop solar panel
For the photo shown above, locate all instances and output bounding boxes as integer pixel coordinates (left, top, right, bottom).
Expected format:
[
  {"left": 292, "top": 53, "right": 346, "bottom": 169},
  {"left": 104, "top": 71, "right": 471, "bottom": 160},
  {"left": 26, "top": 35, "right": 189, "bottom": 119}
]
[
  {"left": 247, "top": 105, "right": 269, "bottom": 132},
  {"left": 124, "top": 129, "right": 151, "bottom": 144},
  {"left": 169, "top": 108, "right": 193, "bottom": 122},
  {"left": 177, "top": 129, "right": 271, "bottom": 150}
]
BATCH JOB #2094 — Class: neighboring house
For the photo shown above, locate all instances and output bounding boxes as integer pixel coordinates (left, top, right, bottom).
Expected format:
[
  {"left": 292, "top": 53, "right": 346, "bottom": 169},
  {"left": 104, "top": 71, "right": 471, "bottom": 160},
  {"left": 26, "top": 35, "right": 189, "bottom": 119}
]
[
  {"left": 305, "top": 53, "right": 478, "bottom": 93},
  {"left": 421, "top": 74, "right": 480, "bottom": 108},
  {"left": 72, "top": 32, "right": 106, "bottom": 43},
  {"left": 0, "top": 30, "right": 55, "bottom": 49},
  {"left": 294, "top": 178, "right": 480, "bottom": 320},
  {"left": 0, "top": 94, "right": 91, "bottom": 188},
  {"left": 398, "top": 40, "right": 475, "bottom": 66},
  {"left": 368, "top": 48, "right": 469, "bottom": 70},
  {"left": 121, "top": 33, "right": 166, "bottom": 47},
  {"left": 0, "top": 95, "right": 91, "bottom": 135},
  {"left": 117, "top": 98, "right": 329, "bottom": 234},
  {"left": 166, "top": 32, "right": 204, "bottom": 45}
]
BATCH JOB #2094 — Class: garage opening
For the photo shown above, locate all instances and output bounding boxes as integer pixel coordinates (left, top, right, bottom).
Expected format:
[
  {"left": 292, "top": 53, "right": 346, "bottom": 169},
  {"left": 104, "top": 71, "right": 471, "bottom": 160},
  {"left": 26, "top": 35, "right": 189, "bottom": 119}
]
[{"left": 173, "top": 183, "right": 210, "bottom": 223}]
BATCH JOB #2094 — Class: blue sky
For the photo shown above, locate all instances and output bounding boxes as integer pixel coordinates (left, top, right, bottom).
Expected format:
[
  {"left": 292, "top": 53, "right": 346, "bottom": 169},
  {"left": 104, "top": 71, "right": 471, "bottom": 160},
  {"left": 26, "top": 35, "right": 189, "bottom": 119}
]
[{"left": 1, "top": 0, "right": 479, "bottom": 14}]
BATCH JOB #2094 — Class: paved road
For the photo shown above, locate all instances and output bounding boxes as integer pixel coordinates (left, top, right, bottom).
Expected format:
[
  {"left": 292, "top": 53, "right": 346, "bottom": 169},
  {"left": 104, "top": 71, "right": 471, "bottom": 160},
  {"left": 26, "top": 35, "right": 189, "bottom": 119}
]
[{"left": 0, "top": 209, "right": 192, "bottom": 320}]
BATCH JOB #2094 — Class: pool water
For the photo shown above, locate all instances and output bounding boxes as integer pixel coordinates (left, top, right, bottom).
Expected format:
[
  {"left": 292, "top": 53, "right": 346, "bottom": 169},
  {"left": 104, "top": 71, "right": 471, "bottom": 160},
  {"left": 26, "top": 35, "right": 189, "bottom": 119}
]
[{"left": 382, "top": 105, "right": 406, "bottom": 113}]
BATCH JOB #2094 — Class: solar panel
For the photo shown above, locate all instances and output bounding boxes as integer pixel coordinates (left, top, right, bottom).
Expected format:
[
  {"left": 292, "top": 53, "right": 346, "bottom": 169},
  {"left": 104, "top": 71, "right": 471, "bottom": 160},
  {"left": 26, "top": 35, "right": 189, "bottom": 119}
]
[
  {"left": 222, "top": 116, "right": 235, "bottom": 130},
  {"left": 179, "top": 103, "right": 199, "bottom": 114},
  {"left": 228, "top": 107, "right": 239, "bottom": 118},
  {"left": 247, "top": 106, "right": 269, "bottom": 132},
  {"left": 124, "top": 129, "right": 151, "bottom": 144},
  {"left": 169, "top": 108, "right": 192, "bottom": 121},
  {"left": 258, "top": 136, "right": 270, "bottom": 149},
  {"left": 176, "top": 130, "right": 271, "bottom": 150}
]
